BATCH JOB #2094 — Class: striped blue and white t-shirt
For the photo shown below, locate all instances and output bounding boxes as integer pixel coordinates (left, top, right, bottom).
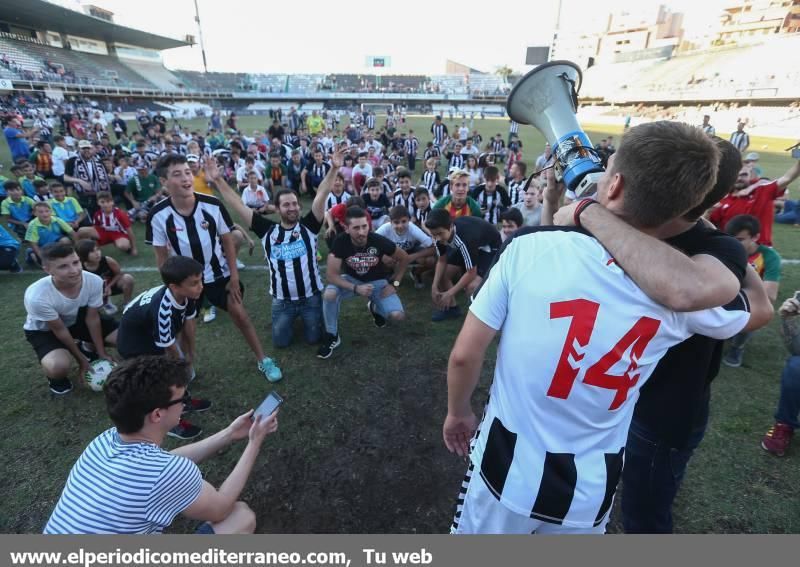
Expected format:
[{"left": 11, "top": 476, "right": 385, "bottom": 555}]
[{"left": 44, "top": 428, "right": 202, "bottom": 534}]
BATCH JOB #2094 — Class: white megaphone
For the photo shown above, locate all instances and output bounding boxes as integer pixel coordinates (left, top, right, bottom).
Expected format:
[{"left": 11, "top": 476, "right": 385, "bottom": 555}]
[{"left": 507, "top": 61, "right": 604, "bottom": 199}]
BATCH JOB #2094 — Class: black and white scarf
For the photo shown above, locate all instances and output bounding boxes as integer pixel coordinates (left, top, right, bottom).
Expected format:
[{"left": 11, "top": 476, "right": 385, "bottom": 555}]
[{"left": 73, "top": 156, "right": 110, "bottom": 194}]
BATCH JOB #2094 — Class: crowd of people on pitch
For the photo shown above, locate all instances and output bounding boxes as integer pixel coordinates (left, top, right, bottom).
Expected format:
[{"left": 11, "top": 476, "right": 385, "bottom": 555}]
[{"left": 3, "top": 105, "right": 800, "bottom": 534}]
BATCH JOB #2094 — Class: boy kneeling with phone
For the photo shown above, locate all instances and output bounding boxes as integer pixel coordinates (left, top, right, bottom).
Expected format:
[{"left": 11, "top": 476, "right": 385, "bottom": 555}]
[{"left": 45, "top": 356, "right": 281, "bottom": 535}]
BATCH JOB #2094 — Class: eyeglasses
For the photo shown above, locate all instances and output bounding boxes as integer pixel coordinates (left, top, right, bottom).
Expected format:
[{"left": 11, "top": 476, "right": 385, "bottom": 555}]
[{"left": 160, "top": 391, "right": 190, "bottom": 411}]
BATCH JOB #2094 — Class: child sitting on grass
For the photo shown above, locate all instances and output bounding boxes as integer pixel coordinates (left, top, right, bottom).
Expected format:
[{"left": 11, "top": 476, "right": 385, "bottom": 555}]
[
  {"left": 77, "top": 191, "right": 138, "bottom": 256},
  {"left": 76, "top": 238, "right": 135, "bottom": 316}
]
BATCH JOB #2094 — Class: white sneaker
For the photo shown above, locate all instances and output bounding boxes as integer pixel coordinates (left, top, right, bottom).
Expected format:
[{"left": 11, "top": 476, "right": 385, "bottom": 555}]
[
  {"left": 101, "top": 302, "right": 118, "bottom": 316},
  {"left": 203, "top": 306, "right": 217, "bottom": 323},
  {"left": 236, "top": 259, "right": 246, "bottom": 270}
]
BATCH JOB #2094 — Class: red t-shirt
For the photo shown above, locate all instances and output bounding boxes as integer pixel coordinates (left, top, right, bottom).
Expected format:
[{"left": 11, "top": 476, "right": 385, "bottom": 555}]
[
  {"left": 93, "top": 208, "right": 131, "bottom": 233},
  {"left": 709, "top": 180, "right": 783, "bottom": 246},
  {"left": 329, "top": 203, "right": 372, "bottom": 230}
]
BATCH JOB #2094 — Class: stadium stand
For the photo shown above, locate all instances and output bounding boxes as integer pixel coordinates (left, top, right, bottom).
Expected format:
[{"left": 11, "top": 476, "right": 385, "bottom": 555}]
[
  {"left": 120, "top": 61, "right": 184, "bottom": 91},
  {"left": 174, "top": 70, "right": 251, "bottom": 92},
  {"left": 0, "top": 34, "right": 156, "bottom": 89}
]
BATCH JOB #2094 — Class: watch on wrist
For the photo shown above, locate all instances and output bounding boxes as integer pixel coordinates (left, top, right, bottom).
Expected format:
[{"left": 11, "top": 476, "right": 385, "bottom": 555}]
[{"left": 393, "top": 280, "right": 400, "bottom": 287}]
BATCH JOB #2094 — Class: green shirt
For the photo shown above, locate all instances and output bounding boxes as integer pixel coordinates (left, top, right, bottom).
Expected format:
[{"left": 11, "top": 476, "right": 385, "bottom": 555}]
[
  {"left": 750, "top": 244, "right": 781, "bottom": 282},
  {"left": 25, "top": 217, "right": 73, "bottom": 245},
  {"left": 126, "top": 174, "right": 161, "bottom": 201}
]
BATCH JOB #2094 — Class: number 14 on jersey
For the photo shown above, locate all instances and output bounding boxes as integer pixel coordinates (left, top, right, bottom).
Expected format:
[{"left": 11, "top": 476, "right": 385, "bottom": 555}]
[{"left": 547, "top": 299, "right": 661, "bottom": 410}]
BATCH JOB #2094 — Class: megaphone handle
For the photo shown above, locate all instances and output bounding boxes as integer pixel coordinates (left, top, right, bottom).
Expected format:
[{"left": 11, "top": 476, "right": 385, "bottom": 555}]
[{"left": 558, "top": 72, "right": 579, "bottom": 113}]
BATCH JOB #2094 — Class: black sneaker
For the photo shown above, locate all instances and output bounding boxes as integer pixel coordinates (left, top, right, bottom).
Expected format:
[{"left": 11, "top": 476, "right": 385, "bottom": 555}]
[
  {"left": 48, "top": 378, "right": 73, "bottom": 395},
  {"left": 167, "top": 419, "right": 203, "bottom": 440},
  {"left": 183, "top": 397, "right": 212, "bottom": 413},
  {"left": 317, "top": 332, "right": 341, "bottom": 359},
  {"left": 367, "top": 300, "right": 387, "bottom": 328}
]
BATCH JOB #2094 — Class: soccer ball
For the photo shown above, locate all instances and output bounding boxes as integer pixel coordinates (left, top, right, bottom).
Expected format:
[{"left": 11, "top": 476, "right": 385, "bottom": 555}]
[{"left": 85, "top": 359, "right": 115, "bottom": 392}]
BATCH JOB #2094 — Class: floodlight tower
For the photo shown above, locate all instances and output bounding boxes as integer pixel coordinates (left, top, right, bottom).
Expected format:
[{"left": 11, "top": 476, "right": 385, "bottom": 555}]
[{"left": 193, "top": 0, "right": 209, "bottom": 73}]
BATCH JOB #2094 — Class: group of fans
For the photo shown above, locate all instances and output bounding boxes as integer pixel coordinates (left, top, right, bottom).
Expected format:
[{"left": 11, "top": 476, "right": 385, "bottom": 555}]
[{"left": 2, "top": 101, "right": 799, "bottom": 535}]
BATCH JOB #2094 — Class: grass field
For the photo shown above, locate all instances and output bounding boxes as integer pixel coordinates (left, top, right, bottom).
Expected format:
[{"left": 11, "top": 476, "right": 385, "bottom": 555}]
[{"left": 2, "top": 114, "right": 800, "bottom": 533}]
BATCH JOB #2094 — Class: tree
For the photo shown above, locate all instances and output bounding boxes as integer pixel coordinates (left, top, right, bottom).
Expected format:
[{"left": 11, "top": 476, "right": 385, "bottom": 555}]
[{"left": 495, "top": 65, "right": 514, "bottom": 82}]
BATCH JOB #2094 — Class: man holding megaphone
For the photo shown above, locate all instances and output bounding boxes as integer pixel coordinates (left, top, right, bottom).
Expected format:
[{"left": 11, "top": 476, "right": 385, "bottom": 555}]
[{"left": 443, "top": 67, "right": 773, "bottom": 534}]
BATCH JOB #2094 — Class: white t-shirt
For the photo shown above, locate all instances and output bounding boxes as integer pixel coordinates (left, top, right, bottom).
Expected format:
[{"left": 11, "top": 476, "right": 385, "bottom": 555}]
[
  {"left": 52, "top": 146, "right": 70, "bottom": 177},
  {"left": 459, "top": 126, "right": 470, "bottom": 141},
  {"left": 376, "top": 222, "right": 434, "bottom": 252},
  {"left": 352, "top": 163, "right": 373, "bottom": 180},
  {"left": 236, "top": 166, "right": 263, "bottom": 185},
  {"left": 468, "top": 228, "right": 750, "bottom": 528},
  {"left": 241, "top": 185, "right": 270, "bottom": 208},
  {"left": 23, "top": 272, "right": 104, "bottom": 331}
]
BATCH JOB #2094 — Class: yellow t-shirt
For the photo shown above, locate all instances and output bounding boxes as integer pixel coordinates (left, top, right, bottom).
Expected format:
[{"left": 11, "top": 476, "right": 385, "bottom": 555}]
[{"left": 193, "top": 173, "right": 214, "bottom": 196}]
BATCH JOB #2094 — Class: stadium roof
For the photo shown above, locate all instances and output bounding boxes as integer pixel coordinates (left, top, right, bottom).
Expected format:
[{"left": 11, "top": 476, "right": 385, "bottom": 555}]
[{"left": 0, "top": 0, "right": 190, "bottom": 50}]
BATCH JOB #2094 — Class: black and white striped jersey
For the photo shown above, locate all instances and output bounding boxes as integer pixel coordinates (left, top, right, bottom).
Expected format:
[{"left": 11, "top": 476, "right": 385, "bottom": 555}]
[
  {"left": 404, "top": 137, "right": 419, "bottom": 156},
  {"left": 509, "top": 120, "right": 519, "bottom": 134},
  {"left": 366, "top": 114, "right": 376, "bottom": 129},
  {"left": 448, "top": 153, "right": 465, "bottom": 170},
  {"left": 490, "top": 139, "right": 505, "bottom": 154},
  {"left": 393, "top": 189, "right": 416, "bottom": 217},
  {"left": 146, "top": 194, "right": 234, "bottom": 284},
  {"left": 472, "top": 185, "right": 510, "bottom": 224},
  {"left": 468, "top": 226, "right": 751, "bottom": 528},
  {"left": 508, "top": 178, "right": 527, "bottom": 206},
  {"left": 422, "top": 170, "right": 440, "bottom": 193},
  {"left": 251, "top": 212, "right": 323, "bottom": 301},
  {"left": 325, "top": 191, "right": 351, "bottom": 212},
  {"left": 431, "top": 123, "right": 448, "bottom": 146}
]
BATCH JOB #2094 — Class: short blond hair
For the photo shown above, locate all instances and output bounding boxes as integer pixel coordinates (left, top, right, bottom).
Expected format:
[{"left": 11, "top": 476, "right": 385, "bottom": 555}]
[{"left": 448, "top": 170, "right": 469, "bottom": 183}]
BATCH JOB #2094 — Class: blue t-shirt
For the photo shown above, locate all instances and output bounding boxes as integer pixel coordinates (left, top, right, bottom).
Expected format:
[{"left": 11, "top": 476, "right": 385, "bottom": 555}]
[
  {"left": 1, "top": 196, "right": 35, "bottom": 223},
  {"left": 50, "top": 197, "right": 83, "bottom": 223},
  {"left": 0, "top": 224, "right": 19, "bottom": 249},
  {"left": 44, "top": 428, "right": 203, "bottom": 534},
  {"left": 4, "top": 127, "right": 29, "bottom": 160}
]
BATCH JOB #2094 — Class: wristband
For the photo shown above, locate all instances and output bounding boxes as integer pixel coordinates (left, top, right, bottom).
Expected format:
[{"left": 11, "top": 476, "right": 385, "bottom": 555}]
[{"left": 573, "top": 199, "right": 598, "bottom": 229}]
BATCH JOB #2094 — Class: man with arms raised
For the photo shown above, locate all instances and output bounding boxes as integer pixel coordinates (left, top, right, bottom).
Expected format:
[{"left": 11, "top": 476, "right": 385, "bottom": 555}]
[
  {"left": 444, "top": 122, "right": 761, "bottom": 534},
  {"left": 45, "top": 355, "right": 278, "bottom": 534},
  {"left": 210, "top": 146, "right": 343, "bottom": 348},
  {"left": 146, "top": 155, "right": 282, "bottom": 382}
]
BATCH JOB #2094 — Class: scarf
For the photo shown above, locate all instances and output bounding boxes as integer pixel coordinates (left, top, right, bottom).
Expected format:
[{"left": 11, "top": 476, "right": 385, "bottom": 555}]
[{"left": 73, "top": 155, "right": 110, "bottom": 194}]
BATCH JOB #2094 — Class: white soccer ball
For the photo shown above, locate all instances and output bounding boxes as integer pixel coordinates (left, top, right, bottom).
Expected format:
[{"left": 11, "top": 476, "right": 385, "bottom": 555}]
[{"left": 85, "top": 359, "right": 116, "bottom": 392}]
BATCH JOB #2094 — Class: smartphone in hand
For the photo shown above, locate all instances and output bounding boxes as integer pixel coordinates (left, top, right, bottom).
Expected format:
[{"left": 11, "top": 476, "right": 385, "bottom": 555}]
[{"left": 254, "top": 391, "right": 283, "bottom": 420}]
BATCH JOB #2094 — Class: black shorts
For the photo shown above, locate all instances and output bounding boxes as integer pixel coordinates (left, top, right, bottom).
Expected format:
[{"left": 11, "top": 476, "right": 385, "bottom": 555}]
[
  {"left": 108, "top": 283, "right": 124, "bottom": 296},
  {"left": 25, "top": 307, "right": 118, "bottom": 361},
  {"left": 445, "top": 248, "right": 498, "bottom": 279},
  {"left": 200, "top": 276, "right": 245, "bottom": 311}
]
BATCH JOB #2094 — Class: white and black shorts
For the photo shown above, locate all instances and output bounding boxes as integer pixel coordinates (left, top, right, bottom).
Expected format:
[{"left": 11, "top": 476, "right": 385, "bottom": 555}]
[{"left": 450, "top": 462, "right": 608, "bottom": 535}]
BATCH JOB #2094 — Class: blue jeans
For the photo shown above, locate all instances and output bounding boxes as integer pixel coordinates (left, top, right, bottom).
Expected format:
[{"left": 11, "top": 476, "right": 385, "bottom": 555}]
[
  {"left": 322, "top": 275, "right": 404, "bottom": 336},
  {"left": 775, "top": 355, "right": 800, "bottom": 429},
  {"left": 621, "top": 415, "right": 708, "bottom": 533},
  {"left": 776, "top": 200, "right": 799, "bottom": 224},
  {"left": 271, "top": 293, "right": 323, "bottom": 348}
]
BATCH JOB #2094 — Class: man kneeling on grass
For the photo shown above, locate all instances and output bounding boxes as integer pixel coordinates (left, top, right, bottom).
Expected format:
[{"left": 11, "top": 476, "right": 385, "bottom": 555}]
[
  {"left": 317, "top": 206, "right": 409, "bottom": 359},
  {"left": 44, "top": 355, "right": 279, "bottom": 534}
]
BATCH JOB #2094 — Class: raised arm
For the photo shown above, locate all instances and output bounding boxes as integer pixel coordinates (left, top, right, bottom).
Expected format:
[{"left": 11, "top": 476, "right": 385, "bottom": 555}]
[
  {"left": 312, "top": 146, "right": 346, "bottom": 222},
  {"left": 204, "top": 159, "right": 253, "bottom": 228},
  {"left": 776, "top": 159, "right": 800, "bottom": 191},
  {"left": 555, "top": 201, "right": 740, "bottom": 312}
]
